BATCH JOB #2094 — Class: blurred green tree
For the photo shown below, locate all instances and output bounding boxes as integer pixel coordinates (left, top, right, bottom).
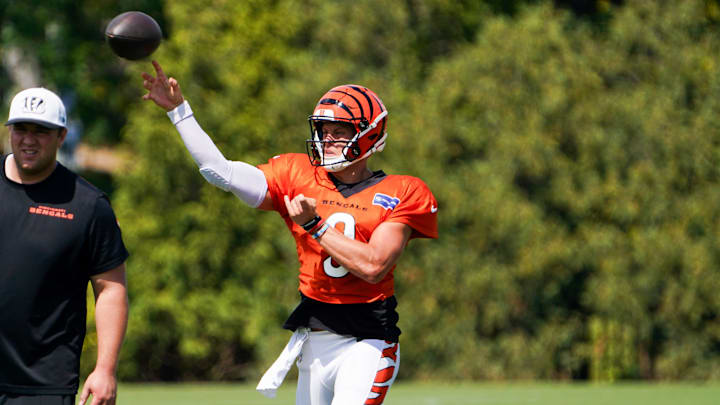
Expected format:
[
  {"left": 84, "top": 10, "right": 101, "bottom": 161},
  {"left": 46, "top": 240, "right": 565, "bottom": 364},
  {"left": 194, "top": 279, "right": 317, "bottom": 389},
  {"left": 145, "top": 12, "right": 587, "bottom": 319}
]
[
  {"left": 0, "top": 0, "right": 166, "bottom": 145},
  {"left": 396, "top": 1, "right": 720, "bottom": 380},
  {"left": 101, "top": 0, "right": 720, "bottom": 382}
]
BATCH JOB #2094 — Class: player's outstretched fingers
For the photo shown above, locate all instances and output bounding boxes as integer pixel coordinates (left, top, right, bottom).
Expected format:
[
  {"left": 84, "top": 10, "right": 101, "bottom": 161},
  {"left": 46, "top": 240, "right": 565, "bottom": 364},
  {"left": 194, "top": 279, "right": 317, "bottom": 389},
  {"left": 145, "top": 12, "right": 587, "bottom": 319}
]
[
  {"left": 168, "top": 78, "right": 183, "bottom": 100},
  {"left": 151, "top": 60, "right": 169, "bottom": 87}
]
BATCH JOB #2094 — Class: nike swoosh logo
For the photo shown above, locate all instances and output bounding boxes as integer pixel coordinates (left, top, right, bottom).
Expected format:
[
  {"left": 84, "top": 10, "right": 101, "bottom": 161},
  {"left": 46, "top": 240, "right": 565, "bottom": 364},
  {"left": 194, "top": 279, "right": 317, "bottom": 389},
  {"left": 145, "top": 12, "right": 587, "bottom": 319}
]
[{"left": 431, "top": 205, "right": 438, "bottom": 213}]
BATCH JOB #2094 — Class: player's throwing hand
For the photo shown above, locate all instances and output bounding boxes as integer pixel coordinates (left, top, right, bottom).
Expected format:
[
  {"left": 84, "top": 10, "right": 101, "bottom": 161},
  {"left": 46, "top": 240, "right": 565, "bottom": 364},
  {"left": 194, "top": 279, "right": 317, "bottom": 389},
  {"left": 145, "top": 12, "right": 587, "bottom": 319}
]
[{"left": 141, "top": 60, "right": 184, "bottom": 111}]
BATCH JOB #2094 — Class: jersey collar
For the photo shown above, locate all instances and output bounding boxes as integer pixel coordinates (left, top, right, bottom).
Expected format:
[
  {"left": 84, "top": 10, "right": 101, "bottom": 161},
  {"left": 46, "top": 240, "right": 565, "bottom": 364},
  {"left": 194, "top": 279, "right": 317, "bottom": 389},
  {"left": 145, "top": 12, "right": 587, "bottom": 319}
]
[{"left": 328, "top": 170, "right": 387, "bottom": 198}]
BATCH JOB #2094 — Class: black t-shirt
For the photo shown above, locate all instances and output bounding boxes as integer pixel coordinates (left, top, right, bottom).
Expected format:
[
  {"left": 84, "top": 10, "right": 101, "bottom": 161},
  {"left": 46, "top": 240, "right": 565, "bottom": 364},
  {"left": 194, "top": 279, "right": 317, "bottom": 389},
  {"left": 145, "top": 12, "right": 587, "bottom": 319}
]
[{"left": 0, "top": 155, "right": 129, "bottom": 395}]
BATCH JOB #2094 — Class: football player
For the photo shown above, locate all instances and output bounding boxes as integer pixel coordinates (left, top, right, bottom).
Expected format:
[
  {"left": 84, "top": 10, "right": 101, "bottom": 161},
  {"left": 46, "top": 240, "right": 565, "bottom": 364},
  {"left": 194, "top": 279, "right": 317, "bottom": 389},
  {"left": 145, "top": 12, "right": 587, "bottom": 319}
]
[{"left": 142, "top": 60, "right": 438, "bottom": 405}]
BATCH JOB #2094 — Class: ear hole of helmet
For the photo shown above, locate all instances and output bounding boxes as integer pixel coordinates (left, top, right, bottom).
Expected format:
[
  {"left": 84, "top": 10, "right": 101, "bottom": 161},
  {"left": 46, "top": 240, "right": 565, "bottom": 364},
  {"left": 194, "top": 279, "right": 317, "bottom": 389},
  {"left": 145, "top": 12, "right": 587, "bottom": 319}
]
[{"left": 346, "top": 145, "right": 362, "bottom": 160}]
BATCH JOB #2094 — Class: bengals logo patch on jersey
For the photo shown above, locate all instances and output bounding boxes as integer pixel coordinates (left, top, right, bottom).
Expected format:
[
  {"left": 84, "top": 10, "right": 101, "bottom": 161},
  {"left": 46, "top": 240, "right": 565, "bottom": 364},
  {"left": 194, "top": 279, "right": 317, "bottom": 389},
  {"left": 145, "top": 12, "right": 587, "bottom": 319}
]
[{"left": 372, "top": 193, "right": 400, "bottom": 210}]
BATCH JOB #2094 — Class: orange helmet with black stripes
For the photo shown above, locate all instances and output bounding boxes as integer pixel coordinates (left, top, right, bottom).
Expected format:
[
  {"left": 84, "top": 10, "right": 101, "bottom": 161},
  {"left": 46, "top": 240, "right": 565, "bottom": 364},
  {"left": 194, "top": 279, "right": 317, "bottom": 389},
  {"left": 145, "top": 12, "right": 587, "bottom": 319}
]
[{"left": 307, "top": 84, "right": 388, "bottom": 172}]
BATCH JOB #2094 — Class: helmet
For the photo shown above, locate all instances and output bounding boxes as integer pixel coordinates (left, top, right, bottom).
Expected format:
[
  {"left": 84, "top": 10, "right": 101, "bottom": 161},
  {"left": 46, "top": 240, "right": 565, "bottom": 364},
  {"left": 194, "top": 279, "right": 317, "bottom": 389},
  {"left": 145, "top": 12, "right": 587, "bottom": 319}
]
[{"left": 307, "top": 84, "right": 388, "bottom": 172}]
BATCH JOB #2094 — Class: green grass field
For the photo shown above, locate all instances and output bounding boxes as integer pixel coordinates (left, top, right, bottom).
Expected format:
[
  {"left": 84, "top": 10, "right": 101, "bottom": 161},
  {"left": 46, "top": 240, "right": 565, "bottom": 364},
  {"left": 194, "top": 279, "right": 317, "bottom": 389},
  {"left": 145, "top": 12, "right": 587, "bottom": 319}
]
[{"left": 116, "top": 381, "right": 720, "bottom": 405}]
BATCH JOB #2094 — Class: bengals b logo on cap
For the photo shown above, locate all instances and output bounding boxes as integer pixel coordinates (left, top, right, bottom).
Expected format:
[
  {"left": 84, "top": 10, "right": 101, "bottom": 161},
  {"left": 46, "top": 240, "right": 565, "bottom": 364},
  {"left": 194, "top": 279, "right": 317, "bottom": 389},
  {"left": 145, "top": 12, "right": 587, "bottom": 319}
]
[{"left": 5, "top": 87, "right": 67, "bottom": 129}]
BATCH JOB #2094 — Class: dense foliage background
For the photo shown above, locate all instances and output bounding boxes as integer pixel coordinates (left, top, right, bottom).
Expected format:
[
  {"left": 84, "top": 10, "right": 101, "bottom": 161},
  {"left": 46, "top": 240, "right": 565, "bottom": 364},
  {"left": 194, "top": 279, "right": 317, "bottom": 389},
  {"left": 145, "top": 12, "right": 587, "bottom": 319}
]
[{"left": 2, "top": 0, "right": 720, "bottom": 382}]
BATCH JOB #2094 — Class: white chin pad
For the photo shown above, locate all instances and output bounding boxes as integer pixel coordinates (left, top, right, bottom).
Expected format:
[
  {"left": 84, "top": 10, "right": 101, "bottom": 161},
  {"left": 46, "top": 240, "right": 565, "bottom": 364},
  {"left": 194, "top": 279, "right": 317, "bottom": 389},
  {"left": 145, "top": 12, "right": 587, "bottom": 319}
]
[{"left": 323, "top": 157, "right": 358, "bottom": 172}]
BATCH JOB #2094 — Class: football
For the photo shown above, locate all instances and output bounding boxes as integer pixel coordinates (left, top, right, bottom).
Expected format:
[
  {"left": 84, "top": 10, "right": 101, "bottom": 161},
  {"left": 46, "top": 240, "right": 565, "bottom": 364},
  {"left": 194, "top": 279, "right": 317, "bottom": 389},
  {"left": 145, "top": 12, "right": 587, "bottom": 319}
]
[{"left": 105, "top": 11, "right": 162, "bottom": 60}]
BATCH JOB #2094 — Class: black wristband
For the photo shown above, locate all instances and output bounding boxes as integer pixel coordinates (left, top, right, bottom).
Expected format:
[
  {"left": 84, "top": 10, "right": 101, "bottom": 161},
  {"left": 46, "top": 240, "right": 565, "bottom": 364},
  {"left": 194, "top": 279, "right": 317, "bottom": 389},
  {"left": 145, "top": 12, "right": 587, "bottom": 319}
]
[{"left": 301, "top": 216, "right": 322, "bottom": 232}]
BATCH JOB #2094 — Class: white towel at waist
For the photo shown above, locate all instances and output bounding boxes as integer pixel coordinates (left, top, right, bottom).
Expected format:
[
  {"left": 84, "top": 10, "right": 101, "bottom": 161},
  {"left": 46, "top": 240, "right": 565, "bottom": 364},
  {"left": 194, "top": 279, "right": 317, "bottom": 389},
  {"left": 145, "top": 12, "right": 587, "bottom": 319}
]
[{"left": 256, "top": 327, "right": 310, "bottom": 398}]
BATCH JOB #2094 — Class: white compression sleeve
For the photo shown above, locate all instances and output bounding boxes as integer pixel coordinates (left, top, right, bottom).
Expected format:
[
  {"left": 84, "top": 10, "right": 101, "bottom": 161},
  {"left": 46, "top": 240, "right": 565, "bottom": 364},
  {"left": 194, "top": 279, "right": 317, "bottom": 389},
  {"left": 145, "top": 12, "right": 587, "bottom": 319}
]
[{"left": 167, "top": 101, "right": 268, "bottom": 208}]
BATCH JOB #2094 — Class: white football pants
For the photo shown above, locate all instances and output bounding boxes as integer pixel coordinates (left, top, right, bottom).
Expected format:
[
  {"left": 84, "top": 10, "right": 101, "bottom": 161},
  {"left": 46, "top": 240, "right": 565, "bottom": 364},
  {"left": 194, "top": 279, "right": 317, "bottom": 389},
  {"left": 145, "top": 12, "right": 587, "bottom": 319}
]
[{"left": 295, "top": 330, "right": 400, "bottom": 405}]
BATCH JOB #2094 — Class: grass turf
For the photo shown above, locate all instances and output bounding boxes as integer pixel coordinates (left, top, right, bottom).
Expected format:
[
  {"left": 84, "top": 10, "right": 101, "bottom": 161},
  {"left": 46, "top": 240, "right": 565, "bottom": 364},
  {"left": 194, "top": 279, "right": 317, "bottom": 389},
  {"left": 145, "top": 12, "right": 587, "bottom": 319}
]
[{"left": 114, "top": 381, "right": 720, "bottom": 405}]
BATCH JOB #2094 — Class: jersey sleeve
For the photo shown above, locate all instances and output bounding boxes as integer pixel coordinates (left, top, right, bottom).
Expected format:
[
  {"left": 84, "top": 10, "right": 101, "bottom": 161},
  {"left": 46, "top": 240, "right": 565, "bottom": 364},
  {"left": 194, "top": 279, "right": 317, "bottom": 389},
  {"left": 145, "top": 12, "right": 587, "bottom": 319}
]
[
  {"left": 385, "top": 178, "right": 438, "bottom": 239},
  {"left": 86, "top": 196, "right": 129, "bottom": 276},
  {"left": 257, "top": 153, "right": 301, "bottom": 216}
]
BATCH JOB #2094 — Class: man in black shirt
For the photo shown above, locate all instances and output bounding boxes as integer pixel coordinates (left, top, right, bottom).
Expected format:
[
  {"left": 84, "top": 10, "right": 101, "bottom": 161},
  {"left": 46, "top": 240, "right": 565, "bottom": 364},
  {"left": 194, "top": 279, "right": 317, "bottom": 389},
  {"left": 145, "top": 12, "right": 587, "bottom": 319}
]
[{"left": 0, "top": 87, "right": 129, "bottom": 405}]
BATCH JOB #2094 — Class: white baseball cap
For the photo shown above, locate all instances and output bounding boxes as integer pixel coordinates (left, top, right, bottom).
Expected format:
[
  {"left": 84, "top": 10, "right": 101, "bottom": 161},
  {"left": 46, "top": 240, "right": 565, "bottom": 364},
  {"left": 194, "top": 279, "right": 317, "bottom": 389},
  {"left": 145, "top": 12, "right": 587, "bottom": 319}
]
[{"left": 5, "top": 87, "right": 67, "bottom": 129}]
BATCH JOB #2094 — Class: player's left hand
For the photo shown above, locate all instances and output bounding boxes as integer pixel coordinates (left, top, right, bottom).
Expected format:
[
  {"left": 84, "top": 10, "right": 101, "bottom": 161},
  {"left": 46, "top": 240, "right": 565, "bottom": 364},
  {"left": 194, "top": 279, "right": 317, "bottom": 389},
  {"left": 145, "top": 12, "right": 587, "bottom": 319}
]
[
  {"left": 78, "top": 369, "right": 117, "bottom": 405},
  {"left": 284, "top": 194, "right": 318, "bottom": 226}
]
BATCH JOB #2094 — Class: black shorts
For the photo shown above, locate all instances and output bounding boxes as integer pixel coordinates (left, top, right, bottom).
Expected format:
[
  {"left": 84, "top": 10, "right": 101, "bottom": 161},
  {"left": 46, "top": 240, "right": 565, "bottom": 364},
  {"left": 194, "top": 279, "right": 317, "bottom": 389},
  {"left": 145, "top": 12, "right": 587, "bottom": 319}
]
[{"left": 0, "top": 394, "right": 74, "bottom": 405}]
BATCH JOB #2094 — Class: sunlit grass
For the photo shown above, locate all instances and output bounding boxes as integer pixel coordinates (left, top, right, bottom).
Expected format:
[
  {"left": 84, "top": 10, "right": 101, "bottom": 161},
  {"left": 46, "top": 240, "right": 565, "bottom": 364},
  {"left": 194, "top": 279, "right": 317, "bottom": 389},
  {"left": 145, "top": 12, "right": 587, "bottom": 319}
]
[{"left": 113, "top": 381, "right": 720, "bottom": 405}]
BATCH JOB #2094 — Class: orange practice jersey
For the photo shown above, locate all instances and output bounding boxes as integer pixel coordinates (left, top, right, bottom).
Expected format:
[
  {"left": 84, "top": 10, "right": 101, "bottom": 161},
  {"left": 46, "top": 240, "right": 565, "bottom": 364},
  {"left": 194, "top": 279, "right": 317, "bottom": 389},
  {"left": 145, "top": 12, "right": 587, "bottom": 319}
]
[{"left": 258, "top": 153, "right": 438, "bottom": 304}]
